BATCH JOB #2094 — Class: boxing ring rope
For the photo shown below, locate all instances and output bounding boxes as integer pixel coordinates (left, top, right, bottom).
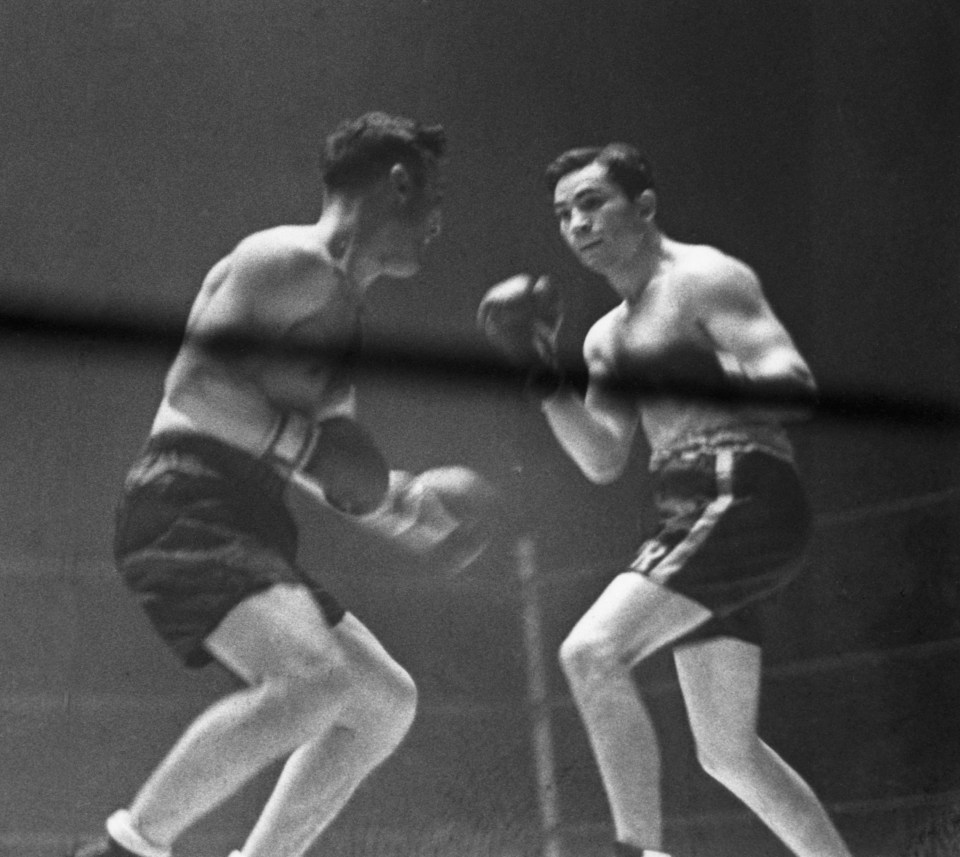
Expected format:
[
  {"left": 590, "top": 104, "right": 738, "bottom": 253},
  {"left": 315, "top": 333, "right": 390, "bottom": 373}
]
[
  {"left": 815, "top": 484, "right": 960, "bottom": 528},
  {"left": 0, "top": 296, "right": 958, "bottom": 430}
]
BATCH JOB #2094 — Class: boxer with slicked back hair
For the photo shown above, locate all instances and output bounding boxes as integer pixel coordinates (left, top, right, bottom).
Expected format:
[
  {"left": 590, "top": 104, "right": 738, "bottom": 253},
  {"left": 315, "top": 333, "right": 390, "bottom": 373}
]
[{"left": 479, "top": 141, "right": 850, "bottom": 857}]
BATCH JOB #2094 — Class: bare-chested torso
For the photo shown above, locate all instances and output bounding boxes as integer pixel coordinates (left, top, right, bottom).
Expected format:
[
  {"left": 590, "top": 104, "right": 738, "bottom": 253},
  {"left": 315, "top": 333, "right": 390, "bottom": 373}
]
[
  {"left": 585, "top": 243, "right": 787, "bottom": 462},
  {"left": 151, "top": 225, "right": 361, "bottom": 457}
]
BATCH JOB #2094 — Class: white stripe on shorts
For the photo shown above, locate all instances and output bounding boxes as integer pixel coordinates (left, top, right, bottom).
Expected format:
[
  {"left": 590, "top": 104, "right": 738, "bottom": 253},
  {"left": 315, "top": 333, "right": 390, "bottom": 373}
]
[{"left": 645, "top": 447, "right": 735, "bottom": 587}]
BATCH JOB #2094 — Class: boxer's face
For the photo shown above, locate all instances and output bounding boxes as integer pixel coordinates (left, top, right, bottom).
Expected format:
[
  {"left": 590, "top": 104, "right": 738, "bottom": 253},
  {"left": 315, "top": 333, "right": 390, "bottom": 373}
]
[{"left": 553, "top": 162, "right": 646, "bottom": 274}]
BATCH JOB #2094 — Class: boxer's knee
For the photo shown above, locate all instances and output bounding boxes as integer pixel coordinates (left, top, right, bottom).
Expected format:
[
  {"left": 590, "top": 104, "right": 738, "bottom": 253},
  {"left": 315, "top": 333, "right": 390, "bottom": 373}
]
[
  {"left": 695, "top": 731, "right": 765, "bottom": 789},
  {"left": 559, "top": 626, "right": 625, "bottom": 692},
  {"left": 347, "top": 658, "right": 418, "bottom": 756},
  {"left": 252, "top": 652, "right": 355, "bottom": 742}
]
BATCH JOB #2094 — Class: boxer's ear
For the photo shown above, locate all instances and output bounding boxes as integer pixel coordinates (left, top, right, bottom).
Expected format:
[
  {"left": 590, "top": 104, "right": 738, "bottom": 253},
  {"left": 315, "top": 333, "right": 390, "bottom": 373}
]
[
  {"left": 635, "top": 188, "right": 657, "bottom": 222},
  {"left": 388, "top": 163, "right": 414, "bottom": 205}
]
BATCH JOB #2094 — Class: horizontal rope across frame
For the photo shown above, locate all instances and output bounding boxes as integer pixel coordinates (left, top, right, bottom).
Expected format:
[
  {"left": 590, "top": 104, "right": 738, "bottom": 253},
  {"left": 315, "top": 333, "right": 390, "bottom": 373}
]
[
  {"left": 816, "top": 484, "right": 960, "bottom": 527},
  {"left": 0, "top": 298, "right": 957, "bottom": 430}
]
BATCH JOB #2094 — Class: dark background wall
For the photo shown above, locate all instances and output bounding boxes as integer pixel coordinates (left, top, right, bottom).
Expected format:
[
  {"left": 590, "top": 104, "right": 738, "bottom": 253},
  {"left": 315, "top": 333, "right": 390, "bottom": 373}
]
[{"left": 0, "top": 1, "right": 959, "bottom": 855}]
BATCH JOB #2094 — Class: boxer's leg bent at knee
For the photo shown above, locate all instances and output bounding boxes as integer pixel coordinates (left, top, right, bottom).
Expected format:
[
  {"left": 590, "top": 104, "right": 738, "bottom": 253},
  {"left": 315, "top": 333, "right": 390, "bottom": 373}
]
[
  {"left": 107, "top": 440, "right": 417, "bottom": 857},
  {"left": 234, "top": 605, "right": 418, "bottom": 857},
  {"left": 123, "top": 583, "right": 417, "bottom": 857},
  {"left": 558, "top": 446, "right": 815, "bottom": 856},
  {"left": 675, "top": 637, "right": 851, "bottom": 857},
  {"left": 559, "top": 573, "right": 711, "bottom": 852}
]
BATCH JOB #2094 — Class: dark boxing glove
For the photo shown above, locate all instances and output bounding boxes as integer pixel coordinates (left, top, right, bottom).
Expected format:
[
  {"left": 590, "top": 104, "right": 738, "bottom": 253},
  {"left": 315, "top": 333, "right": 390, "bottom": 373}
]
[
  {"left": 477, "top": 274, "right": 565, "bottom": 398},
  {"left": 267, "top": 412, "right": 389, "bottom": 516}
]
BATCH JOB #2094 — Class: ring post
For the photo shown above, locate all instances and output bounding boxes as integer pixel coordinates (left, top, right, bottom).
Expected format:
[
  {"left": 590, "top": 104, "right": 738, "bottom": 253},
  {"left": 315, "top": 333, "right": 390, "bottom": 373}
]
[{"left": 517, "top": 535, "right": 564, "bottom": 857}]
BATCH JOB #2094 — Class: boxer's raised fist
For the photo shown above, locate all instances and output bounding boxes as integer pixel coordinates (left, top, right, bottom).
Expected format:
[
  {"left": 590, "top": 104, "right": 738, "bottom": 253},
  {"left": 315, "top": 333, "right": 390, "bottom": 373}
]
[{"left": 477, "top": 274, "right": 563, "bottom": 367}]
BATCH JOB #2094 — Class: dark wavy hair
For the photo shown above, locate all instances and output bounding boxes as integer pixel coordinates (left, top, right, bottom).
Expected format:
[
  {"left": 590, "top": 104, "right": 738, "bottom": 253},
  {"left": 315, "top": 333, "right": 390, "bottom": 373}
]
[
  {"left": 545, "top": 143, "right": 655, "bottom": 200},
  {"left": 321, "top": 111, "right": 446, "bottom": 193}
]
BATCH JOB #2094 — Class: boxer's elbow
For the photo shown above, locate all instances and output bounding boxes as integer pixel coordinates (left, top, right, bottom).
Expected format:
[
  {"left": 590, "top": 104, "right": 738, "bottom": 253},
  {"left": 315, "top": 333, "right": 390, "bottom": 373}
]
[
  {"left": 584, "top": 463, "right": 626, "bottom": 485},
  {"left": 547, "top": 404, "right": 635, "bottom": 484},
  {"left": 575, "top": 442, "right": 631, "bottom": 484}
]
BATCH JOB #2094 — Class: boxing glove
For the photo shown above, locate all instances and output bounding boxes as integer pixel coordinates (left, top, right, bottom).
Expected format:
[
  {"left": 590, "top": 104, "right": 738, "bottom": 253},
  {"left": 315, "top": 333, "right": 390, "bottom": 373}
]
[
  {"left": 477, "top": 273, "right": 567, "bottom": 399},
  {"left": 268, "top": 412, "right": 389, "bottom": 516},
  {"left": 375, "top": 466, "right": 502, "bottom": 574},
  {"left": 478, "top": 273, "right": 563, "bottom": 359}
]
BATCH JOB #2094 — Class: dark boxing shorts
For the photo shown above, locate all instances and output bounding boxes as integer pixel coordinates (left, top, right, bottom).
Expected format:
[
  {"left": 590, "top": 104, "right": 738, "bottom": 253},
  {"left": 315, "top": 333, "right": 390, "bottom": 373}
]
[
  {"left": 114, "top": 432, "right": 346, "bottom": 668},
  {"left": 630, "top": 441, "right": 812, "bottom": 646}
]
